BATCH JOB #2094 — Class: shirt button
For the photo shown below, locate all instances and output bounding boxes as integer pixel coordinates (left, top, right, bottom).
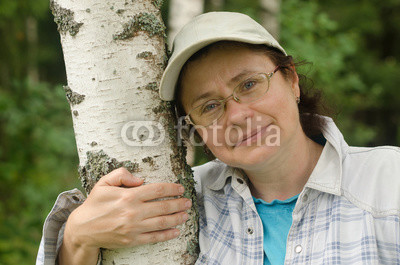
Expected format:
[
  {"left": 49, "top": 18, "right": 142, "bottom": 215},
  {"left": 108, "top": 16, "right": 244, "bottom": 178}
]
[
  {"left": 295, "top": 245, "right": 303, "bottom": 253},
  {"left": 237, "top": 178, "right": 244, "bottom": 184},
  {"left": 302, "top": 194, "right": 308, "bottom": 202},
  {"left": 246, "top": 227, "right": 254, "bottom": 235}
]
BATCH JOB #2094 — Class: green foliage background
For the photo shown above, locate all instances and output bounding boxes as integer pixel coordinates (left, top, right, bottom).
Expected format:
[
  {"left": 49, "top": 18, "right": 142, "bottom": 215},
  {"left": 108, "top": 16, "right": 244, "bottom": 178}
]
[{"left": 0, "top": 0, "right": 399, "bottom": 264}]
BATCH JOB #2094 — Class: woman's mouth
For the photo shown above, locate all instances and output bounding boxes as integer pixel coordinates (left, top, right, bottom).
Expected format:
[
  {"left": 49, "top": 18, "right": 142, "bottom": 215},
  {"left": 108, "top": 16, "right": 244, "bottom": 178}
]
[{"left": 235, "top": 125, "right": 271, "bottom": 147}]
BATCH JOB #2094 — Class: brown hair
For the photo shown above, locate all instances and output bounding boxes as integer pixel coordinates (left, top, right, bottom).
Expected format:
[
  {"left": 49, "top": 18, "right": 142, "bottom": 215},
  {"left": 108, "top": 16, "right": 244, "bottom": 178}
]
[{"left": 174, "top": 41, "right": 334, "bottom": 159}]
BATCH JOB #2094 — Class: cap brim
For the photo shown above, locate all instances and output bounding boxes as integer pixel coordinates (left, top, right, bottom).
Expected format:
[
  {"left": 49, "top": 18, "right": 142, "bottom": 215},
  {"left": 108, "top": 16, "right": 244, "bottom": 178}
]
[{"left": 159, "top": 36, "right": 285, "bottom": 101}]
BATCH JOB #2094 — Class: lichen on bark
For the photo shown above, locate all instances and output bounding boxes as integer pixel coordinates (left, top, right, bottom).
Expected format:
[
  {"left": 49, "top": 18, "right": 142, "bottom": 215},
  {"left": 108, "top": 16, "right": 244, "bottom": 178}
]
[
  {"left": 63, "top": 85, "right": 85, "bottom": 105},
  {"left": 137, "top": 82, "right": 158, "bottom": 92},
  {"left": 116, "top": 9, "right": 125, "bottom": 15},
  {"left": 146, "top": 82, "right": 158, "bottom": 91},
  {"left": 142, "top": 156, "right": 154, "bottom": 166},
  {"left": 152, "top": 105, "right": 164, "bottom": 114},
  {"left": 151, "top": 0, "right": 163, "bottom": 9},
  {"left": 50, "top": 0, "right": 83, "bottom": 36},
  {"left": 79, "top": 150, "right": 139, "bottom": 193},
  {"left": 113, "top": 12, "right": 166, "bottom": 40},
  {"left": 136, "top": 51, "right": 154, "bottom": 59},
  {"left": 163, "top": 101, "right": 199, "bottom": 261}
]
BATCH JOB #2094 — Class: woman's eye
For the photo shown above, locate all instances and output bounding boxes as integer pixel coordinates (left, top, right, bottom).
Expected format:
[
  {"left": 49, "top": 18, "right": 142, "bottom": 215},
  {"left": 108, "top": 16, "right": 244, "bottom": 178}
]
[
  {"left": 243, "top": 80, "right": 256, "bottom": 90},
  {"left": 202, "top": 102, "right": 220, "bottom": 113}
]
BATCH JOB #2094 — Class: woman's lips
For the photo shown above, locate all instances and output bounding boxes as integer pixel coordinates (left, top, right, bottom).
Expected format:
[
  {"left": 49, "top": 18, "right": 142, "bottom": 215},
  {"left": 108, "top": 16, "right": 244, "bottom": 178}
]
[{"left": 235, "top": 125, "right": 270, "bottom": 147}]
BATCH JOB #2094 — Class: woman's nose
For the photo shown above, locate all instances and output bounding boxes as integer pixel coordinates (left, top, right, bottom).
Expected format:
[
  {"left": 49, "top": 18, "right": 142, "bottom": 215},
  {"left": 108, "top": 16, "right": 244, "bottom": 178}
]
[{"left": 224, "top": 98, "right": 254, "bottom": 126}]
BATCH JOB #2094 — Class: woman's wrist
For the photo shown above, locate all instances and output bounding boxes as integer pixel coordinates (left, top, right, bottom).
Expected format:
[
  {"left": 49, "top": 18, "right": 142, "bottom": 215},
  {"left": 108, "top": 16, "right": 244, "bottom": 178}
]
[
  {"left": 58, "top": 240, "right": 100, "bottom": 265},
  {"left": 58, "top": 211, "right": 100, "bottom": 265}
]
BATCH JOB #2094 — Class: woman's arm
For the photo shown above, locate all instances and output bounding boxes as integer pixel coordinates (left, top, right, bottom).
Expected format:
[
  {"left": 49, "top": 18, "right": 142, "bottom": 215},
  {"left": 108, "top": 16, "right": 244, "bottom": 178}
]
[{"left": 57, "top": 167, "right": 192, "bottom": 265}]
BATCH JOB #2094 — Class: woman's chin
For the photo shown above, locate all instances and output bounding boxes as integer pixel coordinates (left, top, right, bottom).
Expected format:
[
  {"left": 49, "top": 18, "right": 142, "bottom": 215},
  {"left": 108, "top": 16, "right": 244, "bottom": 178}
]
[{"left": 217, "top": 144, "right": 281, "bottom": 169}]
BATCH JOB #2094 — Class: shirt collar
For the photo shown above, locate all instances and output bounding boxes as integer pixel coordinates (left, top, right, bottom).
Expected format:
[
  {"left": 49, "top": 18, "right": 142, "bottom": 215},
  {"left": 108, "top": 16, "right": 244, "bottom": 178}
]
[
  {"left": 305, "top": 117, "right": 346, "bottom": 196},
  {"left": 207, "top": 165, "right": 231, "bottom": 190},
  {"left": 206, "top": 117, "right": 346, "bottom": 196}
]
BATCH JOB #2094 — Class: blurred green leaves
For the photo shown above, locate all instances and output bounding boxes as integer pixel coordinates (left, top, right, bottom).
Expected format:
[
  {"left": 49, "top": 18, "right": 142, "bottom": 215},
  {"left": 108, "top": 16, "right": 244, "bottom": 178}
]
[
  {"left": 281, "top": 0, "right": 359, "bottom": 102},
  {"left": 280, "top": 0, "right": 400, "bottom": 146},
  {"left": 0, "top": 0, "right": 79, "bottom": 263},
  {"left": 0, "top": 80, "right": 80, "bottom": 265}
]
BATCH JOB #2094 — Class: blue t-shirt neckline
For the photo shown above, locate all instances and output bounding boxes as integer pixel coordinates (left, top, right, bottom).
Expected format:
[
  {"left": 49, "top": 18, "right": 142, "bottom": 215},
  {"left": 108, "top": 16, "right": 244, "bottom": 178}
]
[
  {"left": 253, "top": 193, "right": 299, "bottom": 265},
  {"left": 253, "top": 194, "right": 299, "bottom": 206}
]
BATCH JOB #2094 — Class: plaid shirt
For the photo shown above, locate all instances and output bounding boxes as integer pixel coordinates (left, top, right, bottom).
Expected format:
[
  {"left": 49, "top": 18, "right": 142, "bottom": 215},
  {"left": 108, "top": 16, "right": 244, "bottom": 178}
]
[
  {"left": 193, "top": 118, "right": 400, "bottom": 265},
  {"left": 37, "top": 118, "right": 400, "bottom": 264}
]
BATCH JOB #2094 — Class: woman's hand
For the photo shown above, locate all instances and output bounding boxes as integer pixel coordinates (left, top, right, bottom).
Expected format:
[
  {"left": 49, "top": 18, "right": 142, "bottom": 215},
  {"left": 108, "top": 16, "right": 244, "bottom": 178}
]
[{"left": 58, "top": 167, "right": 192, "bottom": 265}]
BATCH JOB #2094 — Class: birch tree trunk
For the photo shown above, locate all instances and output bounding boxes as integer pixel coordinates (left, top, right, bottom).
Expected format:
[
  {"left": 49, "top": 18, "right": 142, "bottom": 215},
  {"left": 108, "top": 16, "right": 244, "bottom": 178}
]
[
  {"left": 260, "top": 0, "right": 281, "bottom": 40},
  {"left": 168, "top": 0, "right": 203, "bottom": 48},
  {"left": 50, "top": 0, "right": 198, "bottom": 264}
]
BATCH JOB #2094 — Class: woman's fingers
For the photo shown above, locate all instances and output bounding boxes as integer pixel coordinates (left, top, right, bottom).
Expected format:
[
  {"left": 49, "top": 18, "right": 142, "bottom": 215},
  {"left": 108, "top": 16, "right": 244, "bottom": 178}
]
[
  {"left": 135, "top": 182, "right": 185, "bottom": 201},
  {"left": 140, "top": 198, "right": 192, "bottom": 219},
  {"left": 95, "top": 211, "right": 187, "bottom": 248},
  {"left": 97, "top": 167, "right": 143, "bottom": 187},
  {"left": 95, "top": 168, "right": 185, "bottom": 203},
  {"left": 141, "top": 211, "right": 189, "bottom": 233},
  {"left": 94, "top": 168, "right": 185, "bottom": 203},
  {"left": 136, "top": 228, "right": 181, "bottom": 245}
]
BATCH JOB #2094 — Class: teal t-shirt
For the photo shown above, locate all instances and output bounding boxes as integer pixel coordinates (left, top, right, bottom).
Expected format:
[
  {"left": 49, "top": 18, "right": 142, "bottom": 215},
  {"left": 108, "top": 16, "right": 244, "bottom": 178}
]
[{"left": 253, "top": 194, "right": 299, "bottom": 265}]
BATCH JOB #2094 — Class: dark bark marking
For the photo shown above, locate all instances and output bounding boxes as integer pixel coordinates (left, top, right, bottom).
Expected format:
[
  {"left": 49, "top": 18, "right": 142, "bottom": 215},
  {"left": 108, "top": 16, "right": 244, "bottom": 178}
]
[
  {"left": 79, "top": 150, "right": 139, "bottom": 194},
  {"left": 113, "top": 12, "right": 166, "bottom": 40},
  {"left": 50, "top": 0, "right": 83, "bottom": 36},
  {"left": 152, "top": 0, "right": 163, "bottom": 9},
  {"left": 63, "top": 86, "right": 85, "bottom": 105}
]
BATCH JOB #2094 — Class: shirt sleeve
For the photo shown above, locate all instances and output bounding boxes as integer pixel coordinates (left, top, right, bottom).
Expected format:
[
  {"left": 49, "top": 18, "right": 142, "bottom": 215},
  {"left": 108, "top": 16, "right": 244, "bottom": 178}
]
[{"left": 36, "top": 188, "right": 86, "bottom": 265}]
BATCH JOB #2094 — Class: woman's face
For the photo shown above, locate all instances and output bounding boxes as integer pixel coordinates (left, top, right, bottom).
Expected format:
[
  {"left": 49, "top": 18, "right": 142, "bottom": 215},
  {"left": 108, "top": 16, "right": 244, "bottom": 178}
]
[{"left": 180, "top": 44, "right": 302, "bottom": 171}]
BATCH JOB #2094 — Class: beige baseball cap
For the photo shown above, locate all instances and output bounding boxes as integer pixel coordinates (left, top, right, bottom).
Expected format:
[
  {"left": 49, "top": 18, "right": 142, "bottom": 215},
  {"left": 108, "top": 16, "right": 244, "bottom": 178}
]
[{"left": 159, "top": 11, "right": 287, "bottom": 101}]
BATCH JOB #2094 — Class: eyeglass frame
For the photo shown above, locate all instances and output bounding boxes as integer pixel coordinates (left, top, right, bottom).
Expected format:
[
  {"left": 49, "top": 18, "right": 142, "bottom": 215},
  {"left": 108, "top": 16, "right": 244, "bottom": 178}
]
[{"left": 184, "top": 65, "right": 281, "bottom": 127}]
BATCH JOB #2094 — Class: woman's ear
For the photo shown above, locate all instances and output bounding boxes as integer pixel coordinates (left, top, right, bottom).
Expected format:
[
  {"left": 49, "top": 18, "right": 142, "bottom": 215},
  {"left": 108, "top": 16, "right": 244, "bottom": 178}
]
[{"left": 289, "top": 64, "right": 300, "bottom": 98}]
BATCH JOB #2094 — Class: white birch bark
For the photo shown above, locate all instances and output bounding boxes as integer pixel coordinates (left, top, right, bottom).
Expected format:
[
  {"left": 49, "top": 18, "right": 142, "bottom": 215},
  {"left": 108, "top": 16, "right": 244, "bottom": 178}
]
[
  {"left": 168, "top": 0, "right": 204, "bottom": 48},
  {"left": 50, "top": 0, "right": 198, "bottom": 264},
  {"left": 260, "top": 0, "right": 281, "bottom": 40}
]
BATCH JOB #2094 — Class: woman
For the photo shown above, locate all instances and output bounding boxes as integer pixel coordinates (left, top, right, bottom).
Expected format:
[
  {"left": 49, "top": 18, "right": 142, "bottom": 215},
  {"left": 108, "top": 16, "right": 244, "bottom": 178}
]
[{"left": 37, "top": 12, "right": 400, "bottom": 265}]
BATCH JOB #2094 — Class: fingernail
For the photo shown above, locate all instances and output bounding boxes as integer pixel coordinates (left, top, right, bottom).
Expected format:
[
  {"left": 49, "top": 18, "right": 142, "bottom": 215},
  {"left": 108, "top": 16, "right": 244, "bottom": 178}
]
[
  {"left": 185, "top": 200, "right": 192, "bottom": 208},
  {"left": 179, "top": 186, "right": 185, "bottom": 193},
  {"left": 174, "top": 230, "right": 180, "bottom": 237}
]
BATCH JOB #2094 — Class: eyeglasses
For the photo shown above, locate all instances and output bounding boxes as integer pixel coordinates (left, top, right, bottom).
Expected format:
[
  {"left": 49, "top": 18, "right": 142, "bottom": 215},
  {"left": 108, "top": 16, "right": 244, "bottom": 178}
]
[{"left": 184, "top": 66, "right": 281, "bottom": 127}]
